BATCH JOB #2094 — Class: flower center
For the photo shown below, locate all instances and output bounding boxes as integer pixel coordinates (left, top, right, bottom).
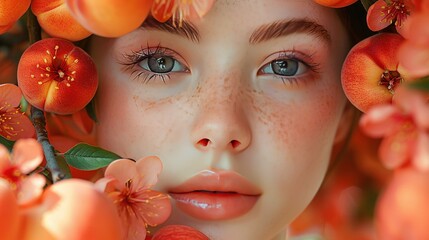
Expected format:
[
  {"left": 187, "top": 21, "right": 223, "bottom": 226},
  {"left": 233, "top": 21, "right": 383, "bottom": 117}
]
[
  {"left": 34, "top": 45, "right": 78, "bottom": 90},
  {"left": 0, "top": 102, "right": 24, "bottom": 140},
  {"left": 382, "top": 0, "right": 410, "bottom": 27},
  {"left": 1, "top": 166, "right": 24, "bottom": 188},
  {"left": 379, "top": 70, "right": 403, "bottom": 94}
]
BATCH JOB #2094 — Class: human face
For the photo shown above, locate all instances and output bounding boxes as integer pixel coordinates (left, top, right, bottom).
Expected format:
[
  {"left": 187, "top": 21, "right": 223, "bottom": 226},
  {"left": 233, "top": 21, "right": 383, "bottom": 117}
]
[{"left": 91, "top": 0, "right": 350, "bottom": 239}]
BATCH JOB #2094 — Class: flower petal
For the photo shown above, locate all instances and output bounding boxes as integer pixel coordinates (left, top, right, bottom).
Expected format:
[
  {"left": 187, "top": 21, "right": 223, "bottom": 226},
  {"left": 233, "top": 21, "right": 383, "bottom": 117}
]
[
  {"left": 104, "top": 159, "right": 139, "bottom": 190},
  {"left": 151, "top": 0, "right": 176, "bottom": 22},
  {"left": 187, "top": 0, "right": 216, "bottom": 20},
  {"left": 0, "top": 144, "right": 11, "bottom": 172},
  {"left": 413, "top": 132, "right": 429, "bottom": 171},
  {"left": 94, "top": 177, "right": 116, "bottom": 193},
  {"left": 398, "top": 41, "right": 429, "bottom": 78},
  {"left": 126, "top": 219, "right": 147, "bottom": 240},
  {"left": 378, "top": 127, "right": 416, "bottom": 169},
  {"left": 12, "top": 138, "right": 43, "bottom": 174},
  {"left": 401, "top": 13, "right": 429, "bottom": 45},
  {"left": 0, "top": 84, "right": 22, "bottom": 107},
  {"left": 367, "top": 0, "right": 392, "bottom": 31},
  {"left": 133, "top": 189, "right": 171, "bottom": 226},
  {"left": 360, "top": 105, "right": 400, "bottom": 137},
  {"left": 4, "top": 109, "right": 35, "bottom": 141},
  {"left": 17, "top": 174, "right": 45, "bottom": 206},
  {"left": 136, "top": 156, "right": 163, "bottom": 188}
]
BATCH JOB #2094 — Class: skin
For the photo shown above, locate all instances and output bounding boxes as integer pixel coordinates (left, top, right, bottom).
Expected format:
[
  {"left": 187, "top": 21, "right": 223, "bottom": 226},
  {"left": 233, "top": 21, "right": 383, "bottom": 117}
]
[{"left": 91, "top": 0, "right": 351, "bottom": 239}]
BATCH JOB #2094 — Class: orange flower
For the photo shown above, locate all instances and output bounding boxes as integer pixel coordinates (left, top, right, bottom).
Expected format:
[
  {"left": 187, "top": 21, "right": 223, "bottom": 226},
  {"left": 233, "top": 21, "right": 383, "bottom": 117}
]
[
  {"left": 96, "top": 157, "right": 171, "bottom": 240},
  {"left": 398, "top": 4, "right": 429, "bottom": 78},
  {"left": 151, "top": 0, "right": 215, "bottom": 24},
  {"left": 0, "top": 138, "right": 45, "bottom": 205},
  {"left": 360, "top": 86, "right": 429, "bottom": 171},
  {"left": 0, "top": 84, "right": 34, "bottom": 140},
  {"left": 367, "top": 0, "right": 413, "bottom": 35}
]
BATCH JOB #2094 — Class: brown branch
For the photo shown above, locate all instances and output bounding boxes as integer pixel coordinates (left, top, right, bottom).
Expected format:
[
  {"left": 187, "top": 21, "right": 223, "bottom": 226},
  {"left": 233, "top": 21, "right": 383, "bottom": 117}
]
[{"left": 26, "top": 10, "right": 66, "bottom": 183}]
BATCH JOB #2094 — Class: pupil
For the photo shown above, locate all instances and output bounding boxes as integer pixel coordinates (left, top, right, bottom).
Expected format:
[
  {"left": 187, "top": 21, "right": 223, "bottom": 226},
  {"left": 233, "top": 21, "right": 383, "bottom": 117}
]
[
  {"left": 272, "top": 60, "right": 298, "bottom": 76},
  {"left": 148, "top": 56, "right": 174, "bottom": 73}
]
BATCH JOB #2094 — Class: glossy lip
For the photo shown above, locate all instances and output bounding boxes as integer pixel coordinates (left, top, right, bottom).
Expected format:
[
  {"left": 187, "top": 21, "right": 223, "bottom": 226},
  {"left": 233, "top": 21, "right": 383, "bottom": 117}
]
[{"left": 169, "top": 170, "right": 262, "bottom": 220}]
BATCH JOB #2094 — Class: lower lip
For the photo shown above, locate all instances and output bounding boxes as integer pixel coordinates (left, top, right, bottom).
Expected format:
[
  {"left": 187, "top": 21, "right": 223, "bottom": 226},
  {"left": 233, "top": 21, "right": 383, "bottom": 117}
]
[{"left": 169, "top": 192, "right": 259, "bottom": 220}]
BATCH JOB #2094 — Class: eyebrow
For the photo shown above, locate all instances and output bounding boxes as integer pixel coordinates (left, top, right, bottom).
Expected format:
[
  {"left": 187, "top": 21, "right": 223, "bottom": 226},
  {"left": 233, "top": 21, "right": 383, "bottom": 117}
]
[
  {"left": 140, "top": 16, "right": 200, "bottom": 43},
  {"left": 249, "top": 19, "right": 331, "bottom": 44}
]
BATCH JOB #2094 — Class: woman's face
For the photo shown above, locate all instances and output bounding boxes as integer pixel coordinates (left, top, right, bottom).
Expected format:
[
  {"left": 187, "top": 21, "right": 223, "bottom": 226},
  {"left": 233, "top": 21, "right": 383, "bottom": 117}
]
[{"left": 92, "top": 0, "right": 350, "bottom": 239}]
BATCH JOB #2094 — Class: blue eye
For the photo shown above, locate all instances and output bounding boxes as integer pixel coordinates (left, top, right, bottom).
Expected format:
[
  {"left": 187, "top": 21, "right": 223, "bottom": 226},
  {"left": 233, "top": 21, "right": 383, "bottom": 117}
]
[
  {"left": 139, "top": 55, "right": 187, "bottom": 74},
  {"left": 260, "top": 59, "right": 307, "bottom": 76}
]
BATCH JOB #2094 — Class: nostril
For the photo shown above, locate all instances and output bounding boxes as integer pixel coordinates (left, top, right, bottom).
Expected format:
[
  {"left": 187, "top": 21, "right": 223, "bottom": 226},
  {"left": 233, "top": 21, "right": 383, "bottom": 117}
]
[
  {"left": 231, "top": 140, "right": 241, "bottom": 148},
  {"left": 197, "top": 138, "right": 210, "bottom": 147}
]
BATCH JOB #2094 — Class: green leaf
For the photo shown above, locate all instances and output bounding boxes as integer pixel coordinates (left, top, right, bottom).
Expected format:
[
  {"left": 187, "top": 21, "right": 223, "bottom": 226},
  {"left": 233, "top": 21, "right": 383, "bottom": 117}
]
[
  {"left": 19, "top": 96, "right": 28, "bottom": 113},
  {"left": 0, "top": 136, "right": 15, "bottom": 152},
  {"left": 360, "top": 0, "right": 377, "bottom": 11},
  {"left": 85, "top": 98, "right": 98, "bottom": 123},
  {"left": 56, "top": 155, "right": 72, "bottom": 179},
  {"left": 64, "top": 143, "right": 121, "bottom": 170},
  {"left": 408, "top": 76, "right": 429, "bottom": 91}
]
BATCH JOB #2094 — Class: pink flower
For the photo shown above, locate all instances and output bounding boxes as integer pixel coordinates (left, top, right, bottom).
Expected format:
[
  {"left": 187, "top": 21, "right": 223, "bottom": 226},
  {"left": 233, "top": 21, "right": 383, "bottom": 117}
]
[
  {"left": 151, "top": 0, "right": 215, "bottom": 24},
  {"left": 0, "top": 84, "right": 34, "bottom": 140},
  {"left": 367, "top": 0, "right": 413, "bottom": 35},
  {"left": 398, "top": 5, "right": 429, "bottom": 78},
  {"left": 360, "top": 86, "right": 429, "bottom": 171},
  {"left": 96, "top": 157, "right": 171, "bottom": 240},
  {"left": 0, "top": 138, "right": 45, "bottom": 205}
]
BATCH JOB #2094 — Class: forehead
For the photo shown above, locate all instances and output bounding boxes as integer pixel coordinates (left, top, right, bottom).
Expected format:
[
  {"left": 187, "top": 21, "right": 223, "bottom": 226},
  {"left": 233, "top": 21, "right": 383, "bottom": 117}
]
[{"left": 197, "top": 0, "right": 344, "bottom": 38}]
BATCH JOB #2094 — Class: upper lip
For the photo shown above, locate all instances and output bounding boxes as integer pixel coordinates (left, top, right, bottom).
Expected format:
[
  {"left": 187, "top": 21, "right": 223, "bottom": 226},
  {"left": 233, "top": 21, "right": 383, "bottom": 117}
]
[{"left": 168, "top": 170, "right": 262, "bottom": 195}]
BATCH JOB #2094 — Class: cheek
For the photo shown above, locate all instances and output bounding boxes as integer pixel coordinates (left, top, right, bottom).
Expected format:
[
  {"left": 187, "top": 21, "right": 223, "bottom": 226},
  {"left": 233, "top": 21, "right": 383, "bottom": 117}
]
[{"left": 250, "top": 80, "right": 346, "bottom": 225}]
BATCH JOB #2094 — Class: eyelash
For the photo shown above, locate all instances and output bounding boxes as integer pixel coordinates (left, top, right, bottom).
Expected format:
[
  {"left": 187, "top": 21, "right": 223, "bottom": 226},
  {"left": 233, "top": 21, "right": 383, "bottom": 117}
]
[
  {"left": 120, "top": 44, "right": 188, "bottom": 84},
  {"left": 259, "top": 50, "right": 321, "bottom": 85},
  {"left": 120, "top": 45, "right": 320, "bottom": 86}
]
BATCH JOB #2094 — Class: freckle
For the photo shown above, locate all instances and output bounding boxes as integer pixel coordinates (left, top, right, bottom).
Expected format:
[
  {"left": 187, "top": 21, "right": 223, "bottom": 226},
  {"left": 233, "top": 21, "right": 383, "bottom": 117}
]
[
  {"left": 30, "top": 74, "right": 35, "bottom": 78},
  {"left": 38, "top": 81, "right": 42, "bottom": 85},
  {"left": 43, "top": 58, "right": 47, "bottom": 63},
  {"left": 74, "top": 59, "right": 79, "bottom": 63},
  {"left": 66, "top": 83, "right": 71, "bottom": 87}
]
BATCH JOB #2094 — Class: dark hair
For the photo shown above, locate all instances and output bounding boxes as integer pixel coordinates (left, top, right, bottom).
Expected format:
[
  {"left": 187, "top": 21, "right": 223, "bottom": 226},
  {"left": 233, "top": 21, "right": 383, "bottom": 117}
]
[{"left": 337, "top": 2, "right": 375, "bottom": 45}]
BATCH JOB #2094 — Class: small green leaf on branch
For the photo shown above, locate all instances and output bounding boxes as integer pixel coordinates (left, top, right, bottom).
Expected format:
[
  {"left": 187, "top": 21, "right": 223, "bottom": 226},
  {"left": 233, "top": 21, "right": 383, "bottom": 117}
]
[
  {"left": 360, "top": 0, "right": 378, "bottom": 11},
  {"left": 64, "top": 143, "right": 121, "bottom": 170},
  {"left": 56, "top": 155, "right": 72, "bottom": 179},
  {"left": 20, "top": 96, "right": 28, "bottom": 113},
  {"left": 408, "top": 76, "right": 429, "bottom": 91},
  {"left": 0, "top": 136, "right": 15, "bottom": 152}
]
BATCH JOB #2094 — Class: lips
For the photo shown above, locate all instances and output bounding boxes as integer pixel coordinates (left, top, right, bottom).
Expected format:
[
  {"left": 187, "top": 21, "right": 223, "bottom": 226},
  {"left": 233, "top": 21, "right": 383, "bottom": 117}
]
[{"left": 168, "top": 170, "right": 261, "bottom": 220}]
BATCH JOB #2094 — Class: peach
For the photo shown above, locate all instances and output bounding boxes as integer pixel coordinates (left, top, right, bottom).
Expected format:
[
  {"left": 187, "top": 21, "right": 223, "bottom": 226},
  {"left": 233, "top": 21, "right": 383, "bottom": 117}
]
[
  {"left": 0, "top": 0, "right": 31, "bottom": 34},
  {"left": 19, "top": 179, "right": 123, "bottom": 240},
  {"left": 17, "top": 38, "right": 98, "bottom": 115},
  {"left": 152, "top": 225, "right": 209, "bottom": 240},
  {"left": 341, "top": 33, "right": 407, "bottom": 112},
  {"left": 314, "top": 0, "right": 357, "bottom": 8},
  {"left": 0, "top": 179, "right": 20, "bottom": 240},
  {"left": 31, "top": 0, "right": 91, "bottom": 41},
  {"left": 65, "top": 0, "right": 153, "bottom": 37},
  {"left": 376, "top": 167, "right": 429, "bottom": 240}
]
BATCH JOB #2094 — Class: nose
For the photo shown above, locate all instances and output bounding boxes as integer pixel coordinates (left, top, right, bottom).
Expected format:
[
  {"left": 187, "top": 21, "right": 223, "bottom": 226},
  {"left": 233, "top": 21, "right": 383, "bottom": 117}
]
[{"left": 191, "top": 76, "right": 251, "bottom": 153}]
